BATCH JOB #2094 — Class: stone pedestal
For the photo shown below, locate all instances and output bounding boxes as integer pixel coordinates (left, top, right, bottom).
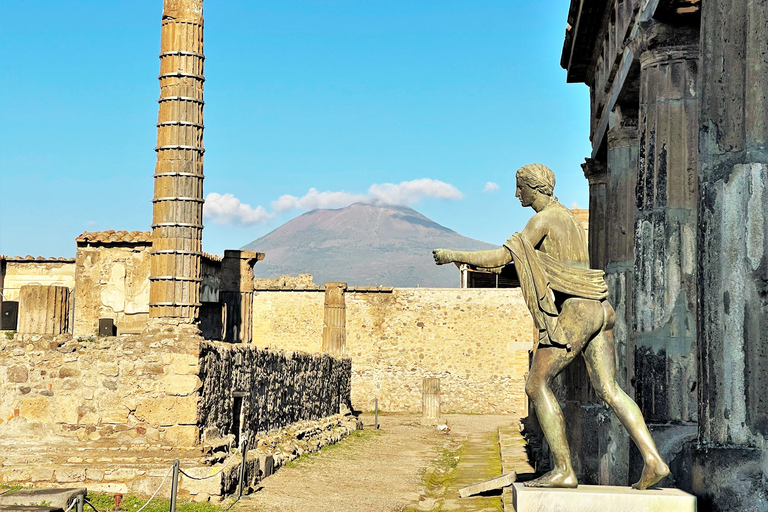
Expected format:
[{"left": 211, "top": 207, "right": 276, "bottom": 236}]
[{"left": 511, "top": 483, "right": 696, "bottom": 512}]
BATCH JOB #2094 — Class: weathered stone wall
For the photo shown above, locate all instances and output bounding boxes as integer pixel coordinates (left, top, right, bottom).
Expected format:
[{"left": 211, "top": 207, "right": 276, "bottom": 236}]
[
  {"left": 252, "top": 287, "right": 534, "bottom": 415},
  {"left": 0, "top": 333, "right": 202, "bottom": 447},
  {"left": 197, "top": 342, "right": 351, "bottom": 449},
  {"left": 1, "top": 260, "right": 76, "bottom": 302},
  {"left": 73, "top": 243, "right": 152, "bottom": 336}
]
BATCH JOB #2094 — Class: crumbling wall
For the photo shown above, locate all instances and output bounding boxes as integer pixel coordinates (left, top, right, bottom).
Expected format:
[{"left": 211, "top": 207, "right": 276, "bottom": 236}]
[
  {"left": 197, "top": 342, "right": 351, "bottom": 448},
  {"left": 73, "top": 243, "right": 152, "bottom": 336},
  {"left": 252, "top": 287, "right": 533, "bottom": 415}
]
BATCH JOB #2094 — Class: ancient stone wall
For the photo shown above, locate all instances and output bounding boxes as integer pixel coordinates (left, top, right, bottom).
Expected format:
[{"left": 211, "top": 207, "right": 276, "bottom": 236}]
[
  {"left": 0, "top": 333, "right": 202, "bottom": 448},
  {"left": 197, "top": 342, "right": 351, "bottom": 449},
  {"left": 252, "top": 287, "right": 534, "bottom": 415},
  {"left": 1, "top": 259, "right": 76, "bottom": 302},
  {"left": 73, "top": 235, "right": 153, "bottom": 336}
]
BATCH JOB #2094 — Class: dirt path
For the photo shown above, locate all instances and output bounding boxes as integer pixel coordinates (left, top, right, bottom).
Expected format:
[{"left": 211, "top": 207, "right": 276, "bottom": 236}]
[{"left": 236, "top": 414, "right": 521, "bottom": 512}]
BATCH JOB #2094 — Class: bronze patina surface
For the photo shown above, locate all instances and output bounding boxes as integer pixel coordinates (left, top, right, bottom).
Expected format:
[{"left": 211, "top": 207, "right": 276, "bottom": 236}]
[{"left": 434, "top": 163, "right": 669, "bottom": 490}]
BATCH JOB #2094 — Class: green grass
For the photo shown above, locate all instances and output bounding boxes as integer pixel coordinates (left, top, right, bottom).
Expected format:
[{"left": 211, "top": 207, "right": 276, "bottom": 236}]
[
  {"left": 284, "top": 429, "right": 384, "bottom": 468},
  {"left": 86, "top": 492, "right": 227, "bottom": 512}
]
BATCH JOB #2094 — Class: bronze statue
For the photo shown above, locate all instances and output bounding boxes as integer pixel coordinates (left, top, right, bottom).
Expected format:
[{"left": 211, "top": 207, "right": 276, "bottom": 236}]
[{"left": 433, "top": 163, "right": 669, "bottom": 490}]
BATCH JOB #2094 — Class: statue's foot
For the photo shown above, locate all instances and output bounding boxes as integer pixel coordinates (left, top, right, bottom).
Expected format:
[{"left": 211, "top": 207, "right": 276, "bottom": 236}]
[
  {"left": 523, "top": 470, "right": 578, "bottom": 488},
  {"left": 631, "top": 457, "right": 670, "bottom": 490}
]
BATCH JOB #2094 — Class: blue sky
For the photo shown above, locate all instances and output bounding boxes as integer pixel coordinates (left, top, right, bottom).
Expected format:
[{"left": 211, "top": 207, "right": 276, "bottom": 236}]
[{"left": 0, "top": 1, "right": 590, "bottom": 258}]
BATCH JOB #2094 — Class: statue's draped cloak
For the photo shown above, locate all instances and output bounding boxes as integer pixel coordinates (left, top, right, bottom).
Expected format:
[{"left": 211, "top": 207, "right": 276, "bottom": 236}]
[{"left": 502, "top": 233, "right": 608, "bottom": 349}]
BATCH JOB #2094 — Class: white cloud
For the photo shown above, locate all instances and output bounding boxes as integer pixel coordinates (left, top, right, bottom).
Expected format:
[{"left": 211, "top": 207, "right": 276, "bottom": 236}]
[
  {"left": 484, "top": 181, "right": 499, "bottom": 192},
  {"left": 204, "top": 192, "right": 273, "bottom": 225},
  {"left": 271, "top": 188, "right": 367, "bottom": 213},
  {"left": 367, "top": 178, "right": 464, "bottom": 205}
]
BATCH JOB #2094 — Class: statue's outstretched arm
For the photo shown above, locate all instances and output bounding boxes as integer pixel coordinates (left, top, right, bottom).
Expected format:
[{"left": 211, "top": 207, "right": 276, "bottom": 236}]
[{"left": 432, "top": 247, "right": 512, "bottom": 268}]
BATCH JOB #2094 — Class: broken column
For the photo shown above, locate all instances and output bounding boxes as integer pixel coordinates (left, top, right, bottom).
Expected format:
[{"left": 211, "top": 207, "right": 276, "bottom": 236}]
[
  {"left": 694, "top": 1, "right": 768, "bottom": 509},
  {"left": 17, "top": 285, "right": 70, "bottom": 335},
  {"left": 149, "top": 0, "right": 206, "bottom": 325},
  {"left": 322, "top": 282, "right": 347, "bottom": 356},
  {"left": 422, "top": 377, "right": 441, "bottom": 423},
  {"left": 220, "top": 250, "right": 262, "bottom": 343}
]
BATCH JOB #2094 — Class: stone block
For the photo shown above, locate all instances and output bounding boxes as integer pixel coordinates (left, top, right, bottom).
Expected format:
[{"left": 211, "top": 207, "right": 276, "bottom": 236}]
[
  {"left": 162, "top": 374, "right": 202, "bottom": 396},
  {"left": 166, "top": 353, "right": 200, "bottom": 375},
  {"left": 29, "top": 469, "right": 55, "bottom": 482},
  {"left": 511, "top": 483, "right": 696, "bottom": 512},
  {"left": 133, "top": 396, "right": 199, "bottom": 426},
  {"left": 8, "top": 365, "right": 29, "bottom": 383},
  {"left": 0, "top": 488, "right": 86, "bottom": 509},
  {"left": 85, "top": 469, "right": 105, "bottom": 481},
  {"left": 459, "top": 472, "right": 516, "bottom": 498},
  {"left": 161, "top": 425, "right": 199, "bottom": 446},
  {"left": 19, "top": 396, "right": 51, "bottom": 422},
  {"left": 54, "top": 468, "right": 87, "bottom": 483}
]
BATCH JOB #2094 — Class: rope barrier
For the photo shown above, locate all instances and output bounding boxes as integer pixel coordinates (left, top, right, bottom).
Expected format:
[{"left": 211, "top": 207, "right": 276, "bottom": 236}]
[
  {"left": 179, "top": 440, "right": 243, "bottom": 481},
  {"left": 63, "top": 499, "right": 78, "bottom": 512},
  {"left": 133, "top": 464, "right": 173, "bottom": 512}
]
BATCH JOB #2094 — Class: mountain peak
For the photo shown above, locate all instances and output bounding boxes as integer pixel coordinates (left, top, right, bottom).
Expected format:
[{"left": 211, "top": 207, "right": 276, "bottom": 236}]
[{"left": 242, "top": 202, "right": 495, "bottom": 287}]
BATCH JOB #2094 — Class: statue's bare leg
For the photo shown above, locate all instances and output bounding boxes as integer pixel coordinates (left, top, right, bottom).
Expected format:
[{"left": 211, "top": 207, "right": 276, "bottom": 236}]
[
  {"left": 524, "top": 298, "right": 604, "bottom": 488},
  {"left": 582, "top": 313, "right": 670, "bottom": 489}
]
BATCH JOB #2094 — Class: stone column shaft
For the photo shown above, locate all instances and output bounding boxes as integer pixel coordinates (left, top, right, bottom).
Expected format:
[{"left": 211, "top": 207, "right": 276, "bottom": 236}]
[
  {"left": 322, "top": 282, "right": 347, "bottom": 356},
  {"left": 149, "top": 0, "right": 205, "bottom": 321},
  {"left": 633, "top": 42, "right": 699, "bottom": 426},
  {"left": 694, "top": 0, "right": 768, "bottom": 508}
]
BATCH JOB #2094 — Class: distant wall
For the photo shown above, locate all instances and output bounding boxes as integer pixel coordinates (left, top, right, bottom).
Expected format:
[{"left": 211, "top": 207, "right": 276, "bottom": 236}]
[
  {"left": 1, "top": 260, "right": 76, "bottom": 302},
  {"left": 252, "top": 287, "right": 534, "bottom": 415}
]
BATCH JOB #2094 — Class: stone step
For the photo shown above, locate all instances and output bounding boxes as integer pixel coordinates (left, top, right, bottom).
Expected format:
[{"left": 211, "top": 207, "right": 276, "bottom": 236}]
[
  {"left": 0, "top": 506, "right": 64, "bottom": 512},
  {"left": 0, "top": 487, "right": 85, "bottom": 509}
]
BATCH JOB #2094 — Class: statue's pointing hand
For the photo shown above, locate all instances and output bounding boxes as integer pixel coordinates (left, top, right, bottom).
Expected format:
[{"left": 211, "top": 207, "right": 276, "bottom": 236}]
[{"left": 433, "top": 249, "right": 453, "bottom": 265}]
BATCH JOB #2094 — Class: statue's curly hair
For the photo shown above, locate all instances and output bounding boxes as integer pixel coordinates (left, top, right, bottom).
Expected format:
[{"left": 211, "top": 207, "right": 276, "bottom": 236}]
[{"left": 516, "top": 163, "right": 556, "bottom": 196}]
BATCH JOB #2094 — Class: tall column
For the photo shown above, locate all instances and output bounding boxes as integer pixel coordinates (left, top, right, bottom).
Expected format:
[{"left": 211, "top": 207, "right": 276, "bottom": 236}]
[
  {"left": 149, "top": 0, "right": 205, "bottom": 323},
  {"left": 695, "top": 0, "right": 768, "bottom": 508},
  {"left": 582, "top": 158, "right": 608, "bottom": 271},
  {"left": 632, "top": 30, "right": 699, "bottom": 487}
]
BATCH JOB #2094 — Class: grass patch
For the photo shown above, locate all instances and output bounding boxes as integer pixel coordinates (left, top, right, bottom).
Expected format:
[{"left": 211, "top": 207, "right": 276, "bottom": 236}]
[
  {"left": 86, "top": 492, "right": 227, "bottom": 512},
  {"left": 285, "top": 429, "right": 384, "bottom": 468}
]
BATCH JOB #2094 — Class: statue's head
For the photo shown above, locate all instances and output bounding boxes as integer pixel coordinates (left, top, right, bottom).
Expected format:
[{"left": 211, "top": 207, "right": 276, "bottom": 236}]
[{"left": 516, "top": 163, "right": 555, "bottom": 196}]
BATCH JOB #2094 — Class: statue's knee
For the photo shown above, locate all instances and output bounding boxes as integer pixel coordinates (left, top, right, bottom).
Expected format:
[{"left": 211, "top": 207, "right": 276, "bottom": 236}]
[
  {"left": 595, "top": 382, "right": 621, "bottom": 406},
  {"left": 525, "top": 379, "right": 542, "bottom": 401}
]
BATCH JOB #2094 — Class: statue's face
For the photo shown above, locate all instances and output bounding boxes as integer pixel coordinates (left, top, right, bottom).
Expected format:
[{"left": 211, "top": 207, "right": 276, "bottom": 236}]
[{"left": 515, "top": 178, "right": 537, "bottom": 207}]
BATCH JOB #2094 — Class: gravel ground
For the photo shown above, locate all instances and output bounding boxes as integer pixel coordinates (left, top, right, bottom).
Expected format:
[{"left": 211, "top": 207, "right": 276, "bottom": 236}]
[{"left": 235, "top": 413, "right": 518, "bottom": 512}]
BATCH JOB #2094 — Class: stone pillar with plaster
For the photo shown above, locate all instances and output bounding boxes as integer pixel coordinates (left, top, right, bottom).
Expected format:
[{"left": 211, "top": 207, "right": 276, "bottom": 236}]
[
  {"left": 582, "top": 158, "right": 609, "bottom": 271},
  {"left": 422, "top": 377, "right": 441, "bottom": 423},
  {"left": 630, "top": 30, "right": 700, "bottom": 486},
  {"left": 695, "top": 1, "right": 768, "bottom": 508},
  {"left": 148, "top": 0, "right": 205, "bottom": 325},
  {"left": 322, "top": 282, "right": 346, "bottom": 356},
  {"left": 220, "top": 250, "right": 262, "bottom": 343}
]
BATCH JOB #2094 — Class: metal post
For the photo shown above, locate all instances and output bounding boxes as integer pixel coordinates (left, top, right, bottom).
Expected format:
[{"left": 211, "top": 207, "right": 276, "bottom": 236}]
[
  {"left": 76, "top": 494, "right": 84, "bottom": 512},
  {"left": 170, "top": 459, "right": 180, "bottom": 512},
  {"left": 238, "top": 439, "right": 249, "bottom": 498},
  {"left": 374, "top": 398, "right": 379, "bottom": 429}
]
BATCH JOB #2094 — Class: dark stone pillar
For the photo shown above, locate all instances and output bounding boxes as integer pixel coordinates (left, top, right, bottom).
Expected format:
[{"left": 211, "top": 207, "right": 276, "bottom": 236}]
[
  {"left": 632, "top": 33, "right": 700, "bottom": 488},
  {"left": 695, "top": 0, "right": 768, "bottom": 509},
  {"left": 583, "top": 158, "right": 609, "bottom": 271},
  {"left": 220, "top": 250, "right": 262, "bottom": 343}
]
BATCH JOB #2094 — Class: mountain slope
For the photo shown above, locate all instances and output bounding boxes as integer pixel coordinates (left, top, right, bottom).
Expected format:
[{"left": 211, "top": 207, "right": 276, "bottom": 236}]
[{"left": 242, "top": 202, "right": 498, "bottom": 287}]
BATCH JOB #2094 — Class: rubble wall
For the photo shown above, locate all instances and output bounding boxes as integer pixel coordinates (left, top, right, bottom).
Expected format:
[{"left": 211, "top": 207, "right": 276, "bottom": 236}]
[
  {"left": 0, "top": 333, "right": 203, "bottom": 448},
  {"left": 197, "top": 341, "right": 351, "bottom": 447},
  {"left": 252, "top": 287, "right": 534, "bottom": 415}
]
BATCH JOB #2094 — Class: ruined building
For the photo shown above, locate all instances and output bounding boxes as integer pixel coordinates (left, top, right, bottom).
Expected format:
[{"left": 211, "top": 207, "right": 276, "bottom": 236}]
[{"left": 555, "top": 0, "right": 768, "bottom": 510}]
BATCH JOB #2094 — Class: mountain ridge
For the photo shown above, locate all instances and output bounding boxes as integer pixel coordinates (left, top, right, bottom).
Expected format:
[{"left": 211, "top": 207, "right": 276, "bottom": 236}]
[{"left": 242, "top": 202, "right": 498, "bottom": 287}]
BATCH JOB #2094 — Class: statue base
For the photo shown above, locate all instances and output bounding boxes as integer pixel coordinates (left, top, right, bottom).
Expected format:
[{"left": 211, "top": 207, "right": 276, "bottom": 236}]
[{"left": 511, "top": 483, "right": 696, "bottom": 512}]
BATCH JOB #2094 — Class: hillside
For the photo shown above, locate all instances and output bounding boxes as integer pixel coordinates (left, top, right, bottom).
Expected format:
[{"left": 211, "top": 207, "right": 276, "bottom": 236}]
[{"left": 242, "top": 202, "right": 498, "bottom": 287}]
